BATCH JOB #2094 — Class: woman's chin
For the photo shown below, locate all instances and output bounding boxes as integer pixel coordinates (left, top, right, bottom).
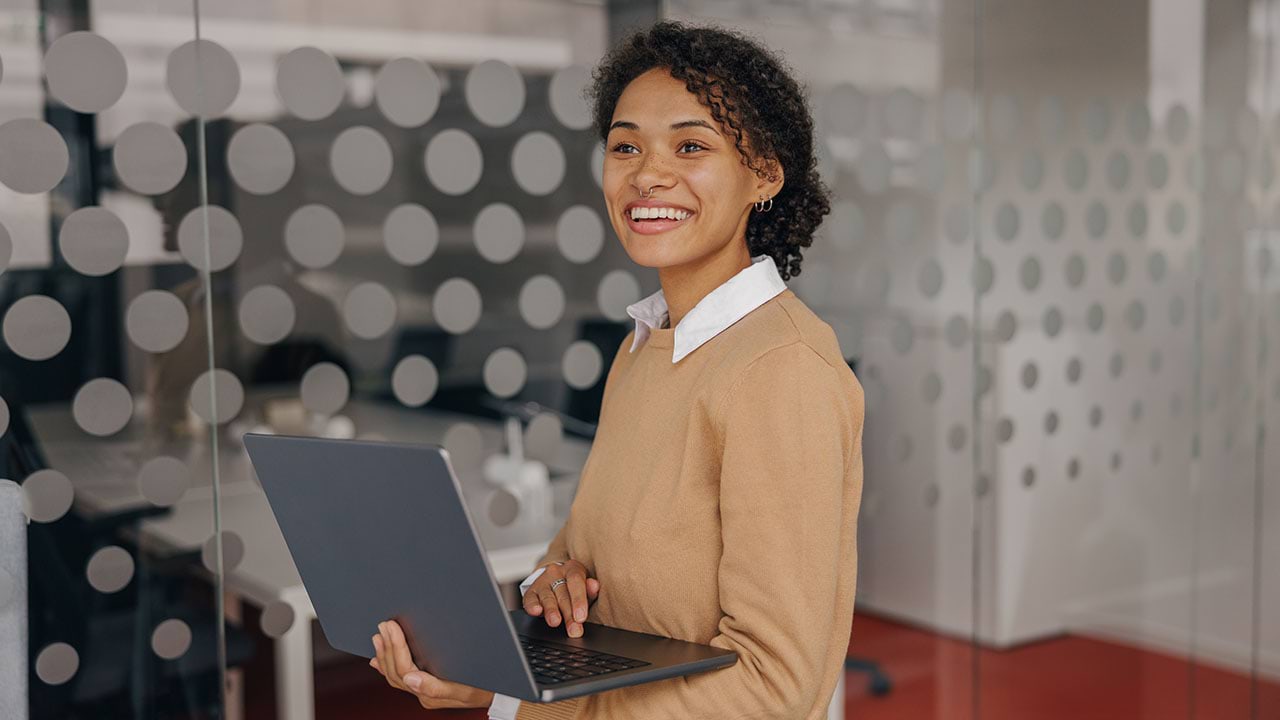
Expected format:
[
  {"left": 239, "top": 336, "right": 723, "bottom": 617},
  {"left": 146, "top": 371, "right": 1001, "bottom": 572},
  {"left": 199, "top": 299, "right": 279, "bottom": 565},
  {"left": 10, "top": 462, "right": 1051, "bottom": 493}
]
[{"left": 620, "top": 240, "right": 683, "bottom": 269}]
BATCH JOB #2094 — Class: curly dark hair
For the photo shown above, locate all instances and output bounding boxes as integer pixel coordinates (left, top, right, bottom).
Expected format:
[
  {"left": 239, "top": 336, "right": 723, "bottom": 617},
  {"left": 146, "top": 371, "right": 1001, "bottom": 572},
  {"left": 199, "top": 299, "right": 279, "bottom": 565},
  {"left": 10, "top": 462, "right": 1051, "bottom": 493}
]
[{"left": 586, "top": 20, "right": 831, "bottom": 280}]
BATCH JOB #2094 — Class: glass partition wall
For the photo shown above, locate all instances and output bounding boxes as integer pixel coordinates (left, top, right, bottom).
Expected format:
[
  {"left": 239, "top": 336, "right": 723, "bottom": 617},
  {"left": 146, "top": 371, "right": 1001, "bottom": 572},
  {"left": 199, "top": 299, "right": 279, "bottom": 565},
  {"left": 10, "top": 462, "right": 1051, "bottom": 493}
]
[
  {"left": 2, "top": 0, "right": 234, "bottom": 718},
  {"left": 4, "top": 1, "right": 1276, "bottom": 719},
  {"left": 670, "top": 1, "right": 1277, "bottom": 719}
]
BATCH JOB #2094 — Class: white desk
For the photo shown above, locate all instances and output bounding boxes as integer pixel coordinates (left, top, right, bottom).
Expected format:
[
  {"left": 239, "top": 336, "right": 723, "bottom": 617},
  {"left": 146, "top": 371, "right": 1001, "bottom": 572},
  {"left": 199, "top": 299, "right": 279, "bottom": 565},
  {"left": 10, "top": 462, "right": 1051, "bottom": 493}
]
[{"left": 27, "top": 392, "right": 589, "bottom": 720}]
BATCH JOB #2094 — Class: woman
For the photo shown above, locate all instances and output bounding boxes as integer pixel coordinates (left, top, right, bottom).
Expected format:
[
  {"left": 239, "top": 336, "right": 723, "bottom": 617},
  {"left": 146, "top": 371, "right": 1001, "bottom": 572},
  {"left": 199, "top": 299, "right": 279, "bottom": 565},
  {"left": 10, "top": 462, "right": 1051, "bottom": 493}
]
[{"left": 371, "top": 19, "right": 864, "bottom": 719}]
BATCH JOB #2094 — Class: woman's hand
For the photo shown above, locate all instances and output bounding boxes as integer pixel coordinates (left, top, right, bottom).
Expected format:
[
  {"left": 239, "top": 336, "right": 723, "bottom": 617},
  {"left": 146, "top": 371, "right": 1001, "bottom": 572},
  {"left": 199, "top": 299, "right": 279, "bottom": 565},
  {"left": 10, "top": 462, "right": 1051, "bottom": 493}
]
[
  {"left": 370, "top": 620, "right": 494, "bottom": 709},
  {"left": 521, "top": 559, "right": 601, "bottom": 638}
]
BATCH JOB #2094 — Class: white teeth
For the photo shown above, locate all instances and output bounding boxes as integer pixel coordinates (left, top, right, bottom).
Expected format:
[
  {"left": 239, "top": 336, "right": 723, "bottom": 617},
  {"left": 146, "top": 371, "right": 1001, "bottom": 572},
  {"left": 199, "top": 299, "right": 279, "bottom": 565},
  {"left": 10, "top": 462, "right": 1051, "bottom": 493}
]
[{"left": 629, "top": 207, "right": 690, "bottom": 221}]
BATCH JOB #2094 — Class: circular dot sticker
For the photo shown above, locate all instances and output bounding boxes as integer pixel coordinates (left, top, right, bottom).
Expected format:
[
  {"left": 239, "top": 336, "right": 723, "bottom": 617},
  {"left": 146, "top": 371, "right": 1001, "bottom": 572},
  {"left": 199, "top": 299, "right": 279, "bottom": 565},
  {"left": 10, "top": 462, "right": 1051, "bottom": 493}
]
[
  {"left": 227, "top": 123, "right": 294, "bottom": 195},
  {"left": 261, "top": 600, "right": 297, "bottom": 638},
  {"left": 59, "top": 207, "right": 129, "bottom": 276},
  {"left": 113, "top": 122, "right": 187, "bottom": 195},
  {"left": 549, "top": 65, "right": 591, "bottom": 129},
  {"left": 35, "top": 643, "right": 79, "bottom": 685},
  {"left": 483, "top": 348, "right": 527, "bottom": 398},
  {"left": 166, "top": 39, "right": 240, "bottom": 118},
  {"left": 443, "top": 423, "right": 484, "bottom": 473},
  {"left": 562, "top": 341, "right": 603, "bottom": 389},
  {"left": 519, "top": 275, "right": 565, "bottom": 330},
  {"left": 178, "top": 205, "right": 243, "bottom": 272},
  {"left": 189, "top": 368, "right": 244, "bottom": 424},
  {"left": 525, "top": 413, "right": 563, "bottom": 465},
  {"left": 201, "top": 531, "right": 244, "bottom": 574},
  {"left": 375, "top": 57, "right": 441, "bottom": 128},
  {"left": 126, "top": 290, "right": 188, "bottom": 353},
  {"left": 151, "top": 618, "right": 192, "bottom": 660},
  {"left": 433, "top": 278, "right": 482, "bottom": 335},
  {"left": 555, "top": 206, "right": 603, "bottom": 264},
  {"left": 72, "top": 377, "right": 133, "bottom": 436},
  {"left": 277, "top": 47, "right": 344, "bottom": 120},
  {"left": 300, "top": 362, "right": 350, "bottom": 416},
  {"left": 424, "top": 129, "right": 483, "bottom": 196},
  {"left": 488, "top": 488, "right": 520, "bottom": 527},
  {"left": 511, "top": 131, "right": 565, "bottom": 195},
  {"left": 45, "top": 32, "right": 126, "bottom": 113},
  {"left": 138, "top": 456, "right": 189, "bottom": 507},
  {"left": 284, "top": 204, "right": 344, "bottom": 270},
  {"left": 23, "top": 469, "right": 74, "bottom": 523},
  {"left": 330, "top": 126, "right": 392, "bottom": 195},
  {"left": 0, "top": 118, "right": 69, "bottom": 194},
  {"left": 383, "top": 204, "right": 438, "bottom": 266},
  {"left": 465, "top": 60, "right": 524, "bottom": 127},
  {"left": 86, "top": 545, "right": 134, "bottom": 593},
  {"left": 4, "top": 295, "right": 71, "bottom": 361},
  {"left": 597, "top": 271, "right": 640, "bottom": 322},
  {"left": 392, "top": 355, "right": 438, "bottom": 408},
  {"left": 474, "top": 204, "right": 525, "bottom": 264},
  {"left": 239, "top": 285, "right": 295, "bottom": 345},
  {"left": 342, "top": 283, "right": 396, "bottom": 340}
]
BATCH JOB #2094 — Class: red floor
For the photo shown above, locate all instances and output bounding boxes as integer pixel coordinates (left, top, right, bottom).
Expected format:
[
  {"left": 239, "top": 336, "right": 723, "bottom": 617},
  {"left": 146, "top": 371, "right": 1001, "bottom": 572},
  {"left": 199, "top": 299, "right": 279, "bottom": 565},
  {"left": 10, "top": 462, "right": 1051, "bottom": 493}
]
[{"left": 242, "top": 611, "right": 1280, "bottom": 719}]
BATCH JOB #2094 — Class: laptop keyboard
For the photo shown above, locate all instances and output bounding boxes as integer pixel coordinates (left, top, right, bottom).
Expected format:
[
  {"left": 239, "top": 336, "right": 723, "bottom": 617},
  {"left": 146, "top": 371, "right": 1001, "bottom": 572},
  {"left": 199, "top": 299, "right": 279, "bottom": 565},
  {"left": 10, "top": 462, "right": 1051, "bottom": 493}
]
[{"left": 518, "top": 635, "right": 651, "bottom": 685}]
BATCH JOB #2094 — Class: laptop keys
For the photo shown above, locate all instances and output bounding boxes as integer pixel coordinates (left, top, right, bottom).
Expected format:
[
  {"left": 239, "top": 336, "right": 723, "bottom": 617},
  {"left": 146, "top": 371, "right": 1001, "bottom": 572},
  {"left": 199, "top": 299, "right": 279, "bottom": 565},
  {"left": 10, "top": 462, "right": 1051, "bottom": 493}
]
[{"left": 519, "top": 635, "right": 651, "bottom": 685}]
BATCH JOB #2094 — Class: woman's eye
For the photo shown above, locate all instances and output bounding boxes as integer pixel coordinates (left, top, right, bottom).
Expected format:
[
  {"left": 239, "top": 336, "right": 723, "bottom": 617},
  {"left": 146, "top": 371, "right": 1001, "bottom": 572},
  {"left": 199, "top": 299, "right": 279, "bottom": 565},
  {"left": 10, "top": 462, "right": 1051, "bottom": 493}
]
[{"left": 608, "top": 141, "right": 705, "bottom": 154}]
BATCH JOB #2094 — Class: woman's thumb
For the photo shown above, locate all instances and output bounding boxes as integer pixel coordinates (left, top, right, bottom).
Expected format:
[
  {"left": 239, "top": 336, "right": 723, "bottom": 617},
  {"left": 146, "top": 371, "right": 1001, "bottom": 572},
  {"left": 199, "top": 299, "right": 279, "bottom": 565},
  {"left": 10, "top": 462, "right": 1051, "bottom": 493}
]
[{"left": 586, "top": 577, "right": 601, "bottom": 598}]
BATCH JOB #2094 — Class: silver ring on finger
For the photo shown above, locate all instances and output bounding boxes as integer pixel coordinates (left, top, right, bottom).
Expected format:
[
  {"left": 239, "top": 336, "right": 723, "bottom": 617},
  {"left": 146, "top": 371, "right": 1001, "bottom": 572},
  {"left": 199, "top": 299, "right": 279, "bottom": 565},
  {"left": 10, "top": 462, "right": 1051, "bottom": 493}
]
[{"left": 549, "top": 577, "right": 567, "bottom": 591}]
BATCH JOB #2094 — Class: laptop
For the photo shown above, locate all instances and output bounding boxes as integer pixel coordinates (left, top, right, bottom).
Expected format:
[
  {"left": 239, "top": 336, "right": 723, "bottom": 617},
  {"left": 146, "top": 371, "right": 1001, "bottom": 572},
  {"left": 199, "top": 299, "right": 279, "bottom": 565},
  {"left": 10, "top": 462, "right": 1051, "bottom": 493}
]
[{"left": 241, "top": 433, "right": 737, "bottom": 702}]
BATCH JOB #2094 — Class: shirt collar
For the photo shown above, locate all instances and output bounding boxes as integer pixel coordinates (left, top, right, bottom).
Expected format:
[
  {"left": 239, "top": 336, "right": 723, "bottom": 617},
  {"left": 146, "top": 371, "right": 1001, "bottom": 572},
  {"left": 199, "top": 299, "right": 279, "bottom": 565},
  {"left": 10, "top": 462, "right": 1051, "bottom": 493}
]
[{"left": 626, "top": 254, "right": 788, "bottom": 364}]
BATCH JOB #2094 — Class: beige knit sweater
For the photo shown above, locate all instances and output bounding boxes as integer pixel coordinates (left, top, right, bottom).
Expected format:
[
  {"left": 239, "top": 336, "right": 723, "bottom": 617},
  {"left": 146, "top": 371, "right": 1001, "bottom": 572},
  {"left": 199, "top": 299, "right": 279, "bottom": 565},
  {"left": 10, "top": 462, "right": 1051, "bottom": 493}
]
[{"left": 516, "top": 288, "right": 865, "bottom": 720}]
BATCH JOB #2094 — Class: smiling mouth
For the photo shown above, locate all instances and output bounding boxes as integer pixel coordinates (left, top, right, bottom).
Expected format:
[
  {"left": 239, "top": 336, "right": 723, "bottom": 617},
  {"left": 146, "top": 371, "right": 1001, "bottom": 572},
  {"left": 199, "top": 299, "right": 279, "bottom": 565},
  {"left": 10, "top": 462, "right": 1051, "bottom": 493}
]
[{"left": 624, "top": 208, "right": 695, "bottom": 234}]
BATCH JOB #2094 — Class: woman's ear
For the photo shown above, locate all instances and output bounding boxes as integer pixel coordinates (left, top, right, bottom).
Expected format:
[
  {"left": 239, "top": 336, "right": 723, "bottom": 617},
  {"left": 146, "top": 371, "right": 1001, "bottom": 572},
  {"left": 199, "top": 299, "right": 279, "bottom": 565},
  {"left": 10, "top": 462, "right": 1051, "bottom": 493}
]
[{"left": 755, "top": 159, "right": 785, "bottom": 200}]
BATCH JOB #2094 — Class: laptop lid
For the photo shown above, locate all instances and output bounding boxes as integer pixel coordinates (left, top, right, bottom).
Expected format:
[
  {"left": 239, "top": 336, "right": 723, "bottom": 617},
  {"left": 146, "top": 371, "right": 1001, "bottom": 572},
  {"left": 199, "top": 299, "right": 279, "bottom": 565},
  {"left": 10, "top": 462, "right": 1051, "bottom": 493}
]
[{"left": 242, "top": 433, "right": 539, "bottom": 700}]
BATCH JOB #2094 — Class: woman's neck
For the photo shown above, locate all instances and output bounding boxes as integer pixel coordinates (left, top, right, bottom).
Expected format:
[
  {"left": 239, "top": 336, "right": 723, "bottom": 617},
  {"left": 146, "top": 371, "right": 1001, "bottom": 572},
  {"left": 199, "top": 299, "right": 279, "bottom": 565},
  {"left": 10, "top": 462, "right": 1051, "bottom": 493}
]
[{"left": 657, "top": 241, "right": 753, "bottom": 329}]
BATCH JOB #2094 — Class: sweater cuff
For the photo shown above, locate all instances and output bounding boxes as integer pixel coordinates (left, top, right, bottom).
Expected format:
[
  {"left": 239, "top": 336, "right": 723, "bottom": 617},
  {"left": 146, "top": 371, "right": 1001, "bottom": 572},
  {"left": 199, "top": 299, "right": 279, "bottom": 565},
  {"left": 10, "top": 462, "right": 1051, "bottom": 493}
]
[
  {"left": 488, "top": 693, "right": 521, "bottom": 720},
  {"left": 518, "top": 566, "right": 548, "bottom": 596}
]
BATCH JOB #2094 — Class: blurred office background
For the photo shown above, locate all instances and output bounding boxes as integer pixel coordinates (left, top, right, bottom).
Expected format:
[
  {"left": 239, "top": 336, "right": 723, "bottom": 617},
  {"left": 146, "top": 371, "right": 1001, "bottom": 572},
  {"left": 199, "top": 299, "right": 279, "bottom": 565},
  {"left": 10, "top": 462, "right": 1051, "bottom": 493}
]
[{"left": 0, "top": 0, "right": 1276, "bottom": 718}]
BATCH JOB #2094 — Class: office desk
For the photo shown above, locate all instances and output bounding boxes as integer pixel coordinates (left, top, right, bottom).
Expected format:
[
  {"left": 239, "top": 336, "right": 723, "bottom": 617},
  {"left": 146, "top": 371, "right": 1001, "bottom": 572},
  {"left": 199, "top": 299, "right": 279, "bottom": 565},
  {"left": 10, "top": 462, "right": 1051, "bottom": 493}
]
[{"left": 26, "top": 391, "right": 590, "bottom": 720}]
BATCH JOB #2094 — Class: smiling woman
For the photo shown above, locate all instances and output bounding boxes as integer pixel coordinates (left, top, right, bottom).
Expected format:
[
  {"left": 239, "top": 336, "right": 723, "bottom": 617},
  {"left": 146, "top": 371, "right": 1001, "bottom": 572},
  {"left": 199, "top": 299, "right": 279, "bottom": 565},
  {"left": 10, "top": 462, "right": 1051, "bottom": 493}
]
[
  {"left": 370, "top": 19, "right": 862, "bottom": 720},
  {"left": 593, "top": 25, "right": 831, "bottom": 289}
]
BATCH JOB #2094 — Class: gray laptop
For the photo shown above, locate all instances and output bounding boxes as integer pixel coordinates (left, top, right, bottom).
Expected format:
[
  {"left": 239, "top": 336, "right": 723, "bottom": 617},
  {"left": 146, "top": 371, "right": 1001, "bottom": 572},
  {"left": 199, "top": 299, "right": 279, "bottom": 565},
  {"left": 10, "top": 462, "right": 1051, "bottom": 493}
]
[{"left": 241, "top": 433, "right": 737, "bottom": 702}]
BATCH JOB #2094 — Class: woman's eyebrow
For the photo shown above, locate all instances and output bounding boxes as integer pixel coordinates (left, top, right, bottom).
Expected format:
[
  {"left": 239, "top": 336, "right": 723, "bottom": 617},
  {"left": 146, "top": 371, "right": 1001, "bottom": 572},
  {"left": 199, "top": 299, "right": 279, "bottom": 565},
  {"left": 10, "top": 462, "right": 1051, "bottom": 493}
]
[{"left": 608, "top": 119, "right": 721, "bottom": 135}]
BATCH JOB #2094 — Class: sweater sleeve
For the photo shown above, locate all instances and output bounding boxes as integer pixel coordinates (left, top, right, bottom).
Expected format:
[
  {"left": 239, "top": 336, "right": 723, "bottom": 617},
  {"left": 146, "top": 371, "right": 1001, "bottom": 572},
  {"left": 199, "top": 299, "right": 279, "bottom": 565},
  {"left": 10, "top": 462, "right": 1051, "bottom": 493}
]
[{"left": 584, "top": 342, "right": 861, "bottom": 719}]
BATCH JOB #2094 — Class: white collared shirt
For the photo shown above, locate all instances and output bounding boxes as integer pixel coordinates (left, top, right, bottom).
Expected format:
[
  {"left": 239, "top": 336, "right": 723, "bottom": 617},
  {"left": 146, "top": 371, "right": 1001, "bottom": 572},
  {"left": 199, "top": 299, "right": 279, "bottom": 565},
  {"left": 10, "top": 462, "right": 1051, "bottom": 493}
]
[
  {"left": 625, "top": 253, "right": 789, "bottom": 363},
  {"left": 488, "top": 254, "right": 788, "bottom": 719}
]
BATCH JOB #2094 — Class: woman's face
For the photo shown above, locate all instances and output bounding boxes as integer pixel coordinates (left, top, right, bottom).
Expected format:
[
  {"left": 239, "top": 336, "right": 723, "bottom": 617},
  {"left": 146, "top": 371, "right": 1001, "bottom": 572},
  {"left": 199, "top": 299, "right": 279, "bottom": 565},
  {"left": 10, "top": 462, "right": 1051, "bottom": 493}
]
[{"left": 602, "top": 67, "right": 782, "bottom": 270}]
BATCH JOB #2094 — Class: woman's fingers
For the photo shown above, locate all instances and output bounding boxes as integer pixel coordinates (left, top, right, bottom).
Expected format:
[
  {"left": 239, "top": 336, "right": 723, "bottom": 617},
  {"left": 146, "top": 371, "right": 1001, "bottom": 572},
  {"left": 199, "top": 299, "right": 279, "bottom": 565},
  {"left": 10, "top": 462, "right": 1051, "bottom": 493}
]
[
  {"left": 521, "top": 588, "right": 544, "bottom": 616},
  {"left": 537, "top": 587, "right": 562, "bottom": 626},
  {"left": 550, "top": 575, "right": 580, "bottom": 637},
  {"left": 566, "top": 571, "right": 589, "bottom": 624},
  {"left": 371, "top": 635, "right": 384, "bottom": 676},
  {"left": 387, "top": 620, "right": 420, "bottom": 677},
  {"left": 379, "top": 622, "right": 406, "bottom": 688},
  {"left": 370, "top": 621, "right": 491, "bottom": 710},
  {"left": 522, "top": 561, "right": 602, "bottom": 634}
]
